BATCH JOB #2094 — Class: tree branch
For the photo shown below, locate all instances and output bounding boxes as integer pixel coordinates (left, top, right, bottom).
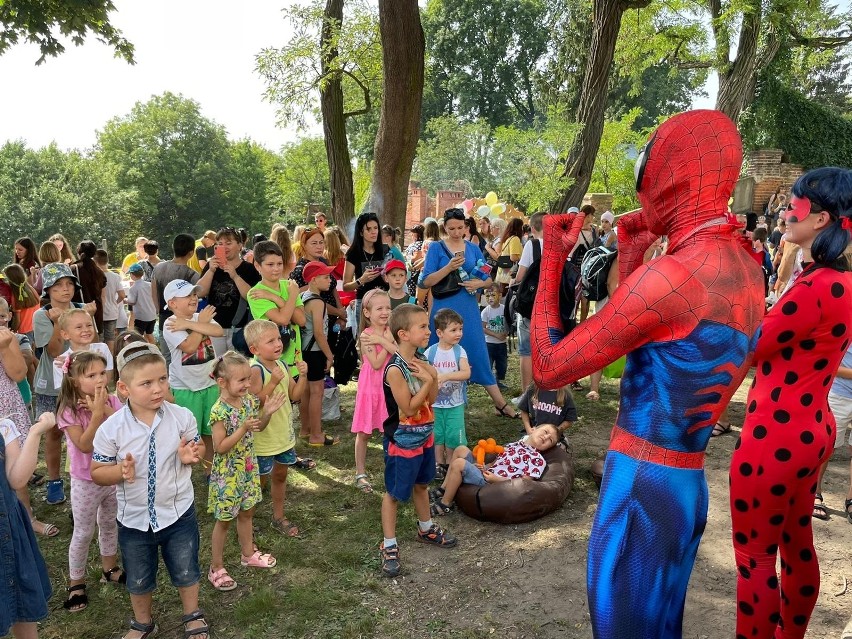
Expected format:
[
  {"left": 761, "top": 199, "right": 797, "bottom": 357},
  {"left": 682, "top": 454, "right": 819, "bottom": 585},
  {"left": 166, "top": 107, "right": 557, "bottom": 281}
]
[
  {"left": 788, "top": 24, "right": 852, "bottom": 49},
  {"left": 340, "top": 68, "right": 372, "bottom": 119}
]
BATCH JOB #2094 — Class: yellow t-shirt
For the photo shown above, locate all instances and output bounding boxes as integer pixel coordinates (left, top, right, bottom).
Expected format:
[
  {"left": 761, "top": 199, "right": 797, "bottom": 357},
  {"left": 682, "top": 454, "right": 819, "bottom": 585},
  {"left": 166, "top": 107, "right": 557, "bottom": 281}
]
[{"left": 250, "top": 358, "right": 295, "bottom": 456}]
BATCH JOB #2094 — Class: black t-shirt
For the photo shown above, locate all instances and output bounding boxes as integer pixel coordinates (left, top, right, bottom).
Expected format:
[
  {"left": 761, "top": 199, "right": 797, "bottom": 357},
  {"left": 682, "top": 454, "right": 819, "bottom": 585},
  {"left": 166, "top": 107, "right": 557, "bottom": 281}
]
[
  {"left": 769, "top": 229, "right": 783, "bottom": 247},
  {"left": 518, "top": 387, "right": 578, "bottom": 426},
  {"left": 200, "top": 260, "right": 261, "bottom": 328},
  {"left": 345, "top": 243, "right": 389, "bottom": 300}
]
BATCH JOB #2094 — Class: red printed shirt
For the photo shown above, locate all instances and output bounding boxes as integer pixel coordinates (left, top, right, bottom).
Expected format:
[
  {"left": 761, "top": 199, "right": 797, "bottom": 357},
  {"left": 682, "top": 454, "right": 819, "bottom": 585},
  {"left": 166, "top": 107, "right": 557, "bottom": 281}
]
[{"left": 488, "top": 438, "right": 547, "bottom": 480}]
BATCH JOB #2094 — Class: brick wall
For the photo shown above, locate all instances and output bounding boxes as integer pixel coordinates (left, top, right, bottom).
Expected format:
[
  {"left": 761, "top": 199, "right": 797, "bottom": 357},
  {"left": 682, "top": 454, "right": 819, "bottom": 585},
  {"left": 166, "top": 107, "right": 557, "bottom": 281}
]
[
  {"left": 435, "top": 190, "right": 465, "bottom": 218},
  {"left": 747, "top": 148, "right": 803, "bottom": 214},
  {"left": 582, "top": 193, "right": 614, "bottom": 214}
]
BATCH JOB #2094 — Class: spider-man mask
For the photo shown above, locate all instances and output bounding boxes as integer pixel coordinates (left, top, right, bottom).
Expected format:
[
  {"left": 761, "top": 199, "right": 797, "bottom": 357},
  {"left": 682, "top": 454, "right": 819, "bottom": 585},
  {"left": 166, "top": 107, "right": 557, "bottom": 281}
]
[{"left": 634, "top": 110, "right": 743, "bottom": 246}]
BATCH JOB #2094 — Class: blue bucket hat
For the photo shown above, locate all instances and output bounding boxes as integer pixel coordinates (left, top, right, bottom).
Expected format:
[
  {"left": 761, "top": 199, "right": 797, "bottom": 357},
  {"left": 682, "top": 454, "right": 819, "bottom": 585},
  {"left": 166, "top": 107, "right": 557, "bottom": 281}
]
[{"left": 40, "top": 263, "right": 81, "bottom": 300}]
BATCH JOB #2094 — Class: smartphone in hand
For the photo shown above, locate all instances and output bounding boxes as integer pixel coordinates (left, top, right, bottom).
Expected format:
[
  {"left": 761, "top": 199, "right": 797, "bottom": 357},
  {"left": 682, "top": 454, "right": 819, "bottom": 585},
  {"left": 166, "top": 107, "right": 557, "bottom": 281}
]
[{"left": 214, "top": 245, "right": 227, "bottom": 264}]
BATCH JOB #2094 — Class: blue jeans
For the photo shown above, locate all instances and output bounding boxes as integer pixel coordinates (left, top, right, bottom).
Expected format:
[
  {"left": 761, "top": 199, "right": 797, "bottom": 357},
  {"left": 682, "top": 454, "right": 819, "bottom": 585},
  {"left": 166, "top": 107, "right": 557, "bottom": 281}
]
[
  {"left": 486, "top": 342, "right": 508, "bottom": 381},
  {"left": 117, "top": 504, "right": 201, "bottom": 595}
]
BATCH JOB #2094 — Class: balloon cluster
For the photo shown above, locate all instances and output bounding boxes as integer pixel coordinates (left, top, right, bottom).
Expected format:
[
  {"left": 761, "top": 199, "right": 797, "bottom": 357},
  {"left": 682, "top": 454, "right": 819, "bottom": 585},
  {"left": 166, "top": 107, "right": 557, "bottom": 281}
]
[{"left": 458, "top": 191, "right": 507, "bottom": 219}]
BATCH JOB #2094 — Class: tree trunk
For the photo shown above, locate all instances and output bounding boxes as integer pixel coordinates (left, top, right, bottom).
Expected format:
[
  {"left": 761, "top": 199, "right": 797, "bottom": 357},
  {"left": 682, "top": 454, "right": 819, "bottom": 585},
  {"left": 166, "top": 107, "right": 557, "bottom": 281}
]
[
  {"left": 715, "top": 0, "right": 762, "bottom": 122},
  {"left": 320, "top": 0, "right": 355, "bottom": 226},
  {"left": 367, "top": 0, "right": 424, "bottom": 232},
  {"left": 555, "top": 0, "right": 648, "bottom": 212}
]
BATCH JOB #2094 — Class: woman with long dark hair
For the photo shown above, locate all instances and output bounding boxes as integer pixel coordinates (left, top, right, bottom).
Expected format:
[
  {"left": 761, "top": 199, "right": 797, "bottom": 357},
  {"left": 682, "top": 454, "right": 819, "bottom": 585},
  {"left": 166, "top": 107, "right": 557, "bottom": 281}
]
[
  {"left": 342, "top": 212, "right": 389, "bottom": 329},
  {"left": 13, "top": 237, "right": 41, "bottom": 293},
  {"left": 72, "top": 241, "right": 106, "bottom": 334},
  {"left": 729, "top": 167, "right": 852, "bottom": 639}
]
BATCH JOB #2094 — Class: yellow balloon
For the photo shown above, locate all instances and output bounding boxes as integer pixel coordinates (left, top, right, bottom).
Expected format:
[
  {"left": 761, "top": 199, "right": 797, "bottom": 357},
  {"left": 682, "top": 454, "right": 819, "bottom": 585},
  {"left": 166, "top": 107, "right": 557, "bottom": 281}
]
[
  {"left": 485, "top": 191, "right": 498, "bottom": 206},
  {"left": 490, "top": 203, "right": 503, "bottom": 215}
]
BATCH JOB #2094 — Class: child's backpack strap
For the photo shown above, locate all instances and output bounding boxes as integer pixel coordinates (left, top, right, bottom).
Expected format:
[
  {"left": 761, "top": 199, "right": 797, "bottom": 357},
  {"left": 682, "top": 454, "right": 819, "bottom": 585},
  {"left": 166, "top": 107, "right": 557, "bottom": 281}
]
[
  {"left": 424, "top": 344, "right": 436, "bottom": 365},
  {"left": 452, "top": 344, "right": 462, "bottom": 367}
]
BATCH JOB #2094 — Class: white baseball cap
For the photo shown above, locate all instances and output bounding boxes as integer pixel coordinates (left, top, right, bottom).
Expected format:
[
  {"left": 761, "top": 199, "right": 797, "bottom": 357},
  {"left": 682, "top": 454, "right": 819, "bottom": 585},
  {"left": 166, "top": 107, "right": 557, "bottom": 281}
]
[{"left": 163, "top": 279, "right": 202, "bottom": 310}]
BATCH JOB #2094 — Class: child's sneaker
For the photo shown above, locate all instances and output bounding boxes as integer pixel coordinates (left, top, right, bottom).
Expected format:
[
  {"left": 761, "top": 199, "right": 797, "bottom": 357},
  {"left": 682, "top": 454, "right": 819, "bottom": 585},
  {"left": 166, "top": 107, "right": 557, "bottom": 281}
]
[
  {"left": 380, "top": 543, "right": 401, "bottom": 577},
  {"left": 430, "top": 500, "right": 454, "bottom": 517},
  {"left": 416, "top": 523, "right": 457, "bottom": 547}
]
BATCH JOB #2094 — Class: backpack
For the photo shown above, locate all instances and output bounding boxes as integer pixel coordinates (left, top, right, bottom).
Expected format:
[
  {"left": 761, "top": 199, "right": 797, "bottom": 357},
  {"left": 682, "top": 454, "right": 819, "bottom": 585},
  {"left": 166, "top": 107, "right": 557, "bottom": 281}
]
[
  {"left": 333, "top": 327, "right": 358, "bottom": 386},
  {"left": 506, "top": 255, "right": 581, "bottom": 336},
  {"left": 570, "top": 228, "right": 599, "bottom": 266},
  {"left": 580, "top": 245, "right": 617, "bottom": 301},
  {"left": 511, "top": 240, "right": 542, "bottom": 320}
]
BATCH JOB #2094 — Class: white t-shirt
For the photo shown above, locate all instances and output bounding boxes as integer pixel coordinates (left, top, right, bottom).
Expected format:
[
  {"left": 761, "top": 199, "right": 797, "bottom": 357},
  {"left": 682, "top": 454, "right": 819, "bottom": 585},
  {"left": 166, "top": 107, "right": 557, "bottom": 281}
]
[
  {"left": 101, "top": 270, "right": 124, "bottom": 322},
  {"left": 162, "top": 313, "right": 218, "bottom": 391},
  {"left": 126, "top": 279, "right": 157, "bottom": 322},
  {"left": 53, "top": 343, "right": 114, "bottom": 389},
  {"left": 425, "top": 344, "right": 468, "bottom": 408},
  {"left": 518, "top": 237, "right": 542, "bottom": 269},
  {"left": 481, "top": 304, "right": 507, "bottom": 344},
  {"left": 0, "top": 418, "right": 20, "bottom": 445}
]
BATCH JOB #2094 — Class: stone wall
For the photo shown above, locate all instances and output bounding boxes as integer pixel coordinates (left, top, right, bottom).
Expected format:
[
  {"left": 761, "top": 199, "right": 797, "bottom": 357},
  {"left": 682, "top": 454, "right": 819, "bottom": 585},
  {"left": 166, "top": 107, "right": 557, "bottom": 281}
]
[
  {"left": 582, "top": 193, "right": 614, "bottom": 214},
  {"left": 746, "top": 148, "right": 803, "bottom": 215}
]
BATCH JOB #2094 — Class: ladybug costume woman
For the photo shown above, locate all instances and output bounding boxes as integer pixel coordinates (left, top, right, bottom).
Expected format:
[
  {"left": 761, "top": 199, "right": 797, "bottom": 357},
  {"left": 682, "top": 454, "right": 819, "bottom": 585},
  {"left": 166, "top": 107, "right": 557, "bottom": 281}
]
[{"left": 729, "top": 167, "right": 852, "bottom": 639}]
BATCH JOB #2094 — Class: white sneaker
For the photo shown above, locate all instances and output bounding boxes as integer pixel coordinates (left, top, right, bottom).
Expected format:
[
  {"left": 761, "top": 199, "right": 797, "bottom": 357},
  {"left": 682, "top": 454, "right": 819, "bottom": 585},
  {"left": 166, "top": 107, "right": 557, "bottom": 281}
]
[{"left": 510, "top": 396, "right": 521, "bottom": 406}]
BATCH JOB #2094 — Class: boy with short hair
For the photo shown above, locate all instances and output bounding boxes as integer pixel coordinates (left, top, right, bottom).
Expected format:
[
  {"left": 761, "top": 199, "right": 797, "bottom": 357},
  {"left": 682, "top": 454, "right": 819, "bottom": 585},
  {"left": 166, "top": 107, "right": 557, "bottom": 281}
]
[
  {"left": 246, "top": 319, "right": 308, "bottom": 535},
  {"left": 247, "top": 241, "right": 305, "bottom": 378},
  {"left": 380, "top": 303, "right": 456, "bottom": 578},
  {"left": 480, "top": 285, "right": 508, "bottom": 391},
  {"left": 423, "top": 308, "right": 470, "bottom": 479},
  {"left": 161, "top": 279, "right": 223, "bottom": 475},
  {"left": 126, "top": 263, "right": 157, "bottom": 344},
  {"left": 91, "top": 342, "right": 209, "bottom": 639},
  {"left": 383, "top": 259, "right": 414, "bottom": 310}
]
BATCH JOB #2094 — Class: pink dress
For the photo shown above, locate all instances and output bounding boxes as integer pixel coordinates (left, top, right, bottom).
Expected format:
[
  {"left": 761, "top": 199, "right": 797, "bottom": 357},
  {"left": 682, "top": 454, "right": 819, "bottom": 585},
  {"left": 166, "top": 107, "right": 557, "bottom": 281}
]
[{"left": 351, "top": 327, "right": 389, "bottom": 434}]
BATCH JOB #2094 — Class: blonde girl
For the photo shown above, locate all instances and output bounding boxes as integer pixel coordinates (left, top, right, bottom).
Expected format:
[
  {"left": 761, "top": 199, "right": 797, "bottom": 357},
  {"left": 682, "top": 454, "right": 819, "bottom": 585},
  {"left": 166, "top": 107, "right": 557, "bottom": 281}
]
[
  {"left": 3, "top": 264, "right": 40, "bottom": 340},
  {"left": 270, "top": 224, "right": 295, "bottom": 279},
  {"left": 56, "top": 351, "right": 125, "bottom": 612},
  {"left": 207, "top": 351, "right": 284, "bottom": 591},
  {"left": 350, "top": 290, "right": 397, "bottom": 493}
]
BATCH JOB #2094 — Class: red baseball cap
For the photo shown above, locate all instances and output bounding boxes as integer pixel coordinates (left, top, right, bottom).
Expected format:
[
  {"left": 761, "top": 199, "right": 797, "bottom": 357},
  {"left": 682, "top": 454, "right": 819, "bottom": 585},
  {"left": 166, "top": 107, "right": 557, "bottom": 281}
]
[
  {"left": 383, "top": 259, "right": 407, "bottom": 275},
  {"left": 302, "top": 260, "right": 335, "bottom": 283}
]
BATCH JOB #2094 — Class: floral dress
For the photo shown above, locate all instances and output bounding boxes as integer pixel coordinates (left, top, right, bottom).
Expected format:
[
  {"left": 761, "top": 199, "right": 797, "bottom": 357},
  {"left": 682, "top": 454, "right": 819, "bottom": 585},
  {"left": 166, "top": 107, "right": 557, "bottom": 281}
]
[{"left": 207, "top": 395, "right": 262, "bottom": 521}]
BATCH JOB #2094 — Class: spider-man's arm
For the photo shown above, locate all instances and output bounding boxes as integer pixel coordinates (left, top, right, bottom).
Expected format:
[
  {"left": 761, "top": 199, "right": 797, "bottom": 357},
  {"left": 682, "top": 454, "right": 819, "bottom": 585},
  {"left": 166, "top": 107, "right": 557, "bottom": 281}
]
[
  {"left": 617, "top": 209, "right": 659, "bottom": 281},
  {"left": 531, "top": 216, "right": 706, "bottom": 389}
]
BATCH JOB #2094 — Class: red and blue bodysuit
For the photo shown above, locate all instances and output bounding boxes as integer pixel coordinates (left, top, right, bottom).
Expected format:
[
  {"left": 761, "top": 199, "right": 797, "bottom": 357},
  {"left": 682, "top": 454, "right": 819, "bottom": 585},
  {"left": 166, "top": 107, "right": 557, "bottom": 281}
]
[{"left": 531, "top": 111, "right": 765, "bottom": 638}]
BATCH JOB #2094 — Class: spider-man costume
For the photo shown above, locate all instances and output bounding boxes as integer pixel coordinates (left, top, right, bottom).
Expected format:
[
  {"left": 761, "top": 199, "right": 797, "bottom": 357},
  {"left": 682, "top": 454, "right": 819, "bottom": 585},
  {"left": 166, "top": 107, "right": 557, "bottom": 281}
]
[{"left": 531, "top": 110, "right": 765, "bottom": 638}]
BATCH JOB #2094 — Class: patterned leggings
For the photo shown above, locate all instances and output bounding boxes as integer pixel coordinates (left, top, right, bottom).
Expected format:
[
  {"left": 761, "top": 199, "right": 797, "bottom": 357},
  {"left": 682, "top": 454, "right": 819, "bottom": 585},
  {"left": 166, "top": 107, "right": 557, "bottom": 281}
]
[{"left": 69, "top": 478, "right": 118, "bottom": 580}]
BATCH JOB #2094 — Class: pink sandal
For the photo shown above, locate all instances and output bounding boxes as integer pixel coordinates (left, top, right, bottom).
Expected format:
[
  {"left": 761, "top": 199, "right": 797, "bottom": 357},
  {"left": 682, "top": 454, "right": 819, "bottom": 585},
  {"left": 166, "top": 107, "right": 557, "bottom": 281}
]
[
  {"left": 207, "top": 566, "right": 237, "bottom": 591},
  {"left": 240, "top": 550, "right": 277, "bottom": 568}
]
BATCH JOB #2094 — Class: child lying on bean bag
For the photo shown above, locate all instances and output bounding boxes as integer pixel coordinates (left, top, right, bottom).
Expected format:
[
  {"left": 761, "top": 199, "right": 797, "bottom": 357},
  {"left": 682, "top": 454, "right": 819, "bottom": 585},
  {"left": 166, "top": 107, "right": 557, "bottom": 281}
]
[{"left": 429, "top": 423, "right": 559, "bottom": 517}]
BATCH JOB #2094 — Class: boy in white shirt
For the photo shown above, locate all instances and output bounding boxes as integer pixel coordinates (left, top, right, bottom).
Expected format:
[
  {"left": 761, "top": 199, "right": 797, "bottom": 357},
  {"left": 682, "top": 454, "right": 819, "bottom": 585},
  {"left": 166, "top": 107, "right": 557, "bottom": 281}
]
[
  {"left": 161, "top": 279, "right": 223, "bottom": 476},
  {"left": 91, "top": 342, "right": 209, "bottom": 639},
  {"left": 423, "top": 308, "right": 470, "bottom": 480},
  {"left": 480, "top": 285, "right": 508, "bottom": 391},
  {"left": 126, "top": 263, "right": 157, "bottom": 344}
]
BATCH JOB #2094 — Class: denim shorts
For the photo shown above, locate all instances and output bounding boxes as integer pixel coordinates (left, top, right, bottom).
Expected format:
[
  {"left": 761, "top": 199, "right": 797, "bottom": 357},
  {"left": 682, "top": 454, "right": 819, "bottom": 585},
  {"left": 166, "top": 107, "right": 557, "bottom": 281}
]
[
  {"left": 462, "top": 452, "right": 488, "bottom": 487},
  {"left": 117, "top": 504, "right": 201, "bottom": 595},
  {"left": 517, "top": 316, "right": 531, "bottom": 357},
  {"left": 257, "top": 448, "right": 298, "bottom": 475}
]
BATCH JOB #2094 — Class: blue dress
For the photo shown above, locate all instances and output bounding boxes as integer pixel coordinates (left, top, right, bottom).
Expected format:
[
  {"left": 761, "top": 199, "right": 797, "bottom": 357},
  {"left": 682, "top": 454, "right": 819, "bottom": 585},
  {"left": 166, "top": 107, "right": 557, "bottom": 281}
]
[
  {"left": 422, "top": 240, "right": 496, "bottom": 387},
  {"left": 0, "top": 432, "right": 52, "bottom": 634}
]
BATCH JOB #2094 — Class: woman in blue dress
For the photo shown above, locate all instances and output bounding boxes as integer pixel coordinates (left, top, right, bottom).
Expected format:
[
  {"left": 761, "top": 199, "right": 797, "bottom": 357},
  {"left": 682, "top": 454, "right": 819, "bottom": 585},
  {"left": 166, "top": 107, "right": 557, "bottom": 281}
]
[{"left": 420, "top": 208, "right": 517, "bottom": 417}]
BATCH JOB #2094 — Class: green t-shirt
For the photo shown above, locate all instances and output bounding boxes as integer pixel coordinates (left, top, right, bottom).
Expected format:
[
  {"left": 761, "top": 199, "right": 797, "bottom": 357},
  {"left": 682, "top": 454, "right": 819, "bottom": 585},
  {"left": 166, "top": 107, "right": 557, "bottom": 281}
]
[{"left": 247, "top": 280, "right": 304, "bottom": 377}]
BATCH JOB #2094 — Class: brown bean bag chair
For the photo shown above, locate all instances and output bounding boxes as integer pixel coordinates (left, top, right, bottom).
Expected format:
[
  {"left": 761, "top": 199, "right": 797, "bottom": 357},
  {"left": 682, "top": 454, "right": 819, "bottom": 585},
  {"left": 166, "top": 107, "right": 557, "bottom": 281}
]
[{"left": 454, "top": 444, "right": 575, "bottom": 524}]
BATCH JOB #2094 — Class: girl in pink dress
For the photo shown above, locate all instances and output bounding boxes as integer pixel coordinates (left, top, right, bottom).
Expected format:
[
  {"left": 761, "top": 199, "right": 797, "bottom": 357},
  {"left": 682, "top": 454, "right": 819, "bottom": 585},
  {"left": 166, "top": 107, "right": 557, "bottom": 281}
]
[{"left": 351, "top": 290, "right": 396, "bottom": 493}]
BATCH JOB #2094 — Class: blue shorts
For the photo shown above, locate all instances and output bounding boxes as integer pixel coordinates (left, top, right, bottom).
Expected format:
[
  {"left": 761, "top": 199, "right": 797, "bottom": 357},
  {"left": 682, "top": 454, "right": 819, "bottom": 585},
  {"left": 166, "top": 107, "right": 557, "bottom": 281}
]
[
  {"left": 433, "top": 405, "right": 467, "bottom": 448},
  {"left": 462, "top": 452, "right": 488, "bottom": 487},
  {"left": 517, "top": 316, "right": 531, "bottom": 357},
  {"left": 117, "top": 504, "right": 201, "bottom": 595},
  {"left": 383, "top": 435, "right": 435, "bottom": 502},
  {"left": 257, "top": 448, "right": 298, "bottom": 475}
]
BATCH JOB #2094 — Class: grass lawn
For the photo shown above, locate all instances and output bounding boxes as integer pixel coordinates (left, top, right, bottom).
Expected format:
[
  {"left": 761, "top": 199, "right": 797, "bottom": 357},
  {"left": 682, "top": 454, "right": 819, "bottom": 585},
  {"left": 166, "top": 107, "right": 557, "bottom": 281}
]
[{"left": 30, "top": 349, "right": 620, "bottom": 639}]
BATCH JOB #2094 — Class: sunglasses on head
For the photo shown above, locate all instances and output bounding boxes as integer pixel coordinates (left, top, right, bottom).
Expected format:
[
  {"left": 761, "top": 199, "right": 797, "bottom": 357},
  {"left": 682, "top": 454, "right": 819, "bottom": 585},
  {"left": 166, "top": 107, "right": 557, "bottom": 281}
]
[{"left": 444, "top": 208, "right": 465, "bottom": 221}]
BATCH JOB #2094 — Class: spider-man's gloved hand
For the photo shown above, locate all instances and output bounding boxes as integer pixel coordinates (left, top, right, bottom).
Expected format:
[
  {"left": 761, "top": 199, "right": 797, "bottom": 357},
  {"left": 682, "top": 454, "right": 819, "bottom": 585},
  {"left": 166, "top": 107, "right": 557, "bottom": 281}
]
[{"left": 616, "top": 209, "right": 659, "bottom": 280}]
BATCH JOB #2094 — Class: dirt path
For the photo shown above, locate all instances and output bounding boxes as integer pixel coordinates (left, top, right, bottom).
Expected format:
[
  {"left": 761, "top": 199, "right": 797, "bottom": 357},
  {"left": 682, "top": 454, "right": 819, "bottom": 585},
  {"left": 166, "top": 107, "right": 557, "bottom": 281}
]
[{"left": 376, "top": 376, "right": 852, "bottom": 638}]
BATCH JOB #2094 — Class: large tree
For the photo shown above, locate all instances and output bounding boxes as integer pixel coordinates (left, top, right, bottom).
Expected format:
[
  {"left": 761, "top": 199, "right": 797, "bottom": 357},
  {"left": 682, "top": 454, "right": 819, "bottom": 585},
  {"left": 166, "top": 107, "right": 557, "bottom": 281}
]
[
  {"left": 0, "top": 0, "right": 133, "bottom": 63},
  {"left": 366, "top": 0, "right": 424, "bottom": 230},
  {"left": 95, "top": 92, "right": 231, "bottom": 241}
]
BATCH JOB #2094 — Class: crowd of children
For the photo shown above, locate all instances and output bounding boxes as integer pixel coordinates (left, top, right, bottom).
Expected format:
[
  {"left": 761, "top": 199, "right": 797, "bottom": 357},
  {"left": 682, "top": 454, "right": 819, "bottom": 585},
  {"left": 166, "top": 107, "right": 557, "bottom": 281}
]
[{"left": 1, "top": 229, "right": 579, "bottom": 639}]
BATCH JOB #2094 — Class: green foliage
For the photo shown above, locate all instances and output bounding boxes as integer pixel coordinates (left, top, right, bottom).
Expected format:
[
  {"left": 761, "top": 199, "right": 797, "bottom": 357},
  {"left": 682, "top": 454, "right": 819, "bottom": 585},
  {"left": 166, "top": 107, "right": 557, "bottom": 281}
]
[
  {"left": 95, "top": 92, "right": 232, "bottom": 241},
  {"left": 223, "top": 139, "right": 280, "bottom": 235},
  {"left": 0, "top": 141, "right": 138, "bottom": 263},
  {"left": 740, "top": 77, "right": 852, "bottom": 170},
  {"left": 270, "top": 136, "right": 331, "bottom": 218},
  {"left": 588, "top": 109, "right": 644, "bottom": 212},
  {"left": 0, "top": 0, "right": 134, "bottom": 64}
]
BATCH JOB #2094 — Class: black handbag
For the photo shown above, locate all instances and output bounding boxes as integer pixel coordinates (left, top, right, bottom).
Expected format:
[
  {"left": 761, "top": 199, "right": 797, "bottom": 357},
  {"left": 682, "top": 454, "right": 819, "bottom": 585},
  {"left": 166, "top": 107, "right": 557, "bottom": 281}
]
[
  {"left": 496, "top": 255, "right": 514, "bottom": 269},
  {"left": 431, "top": 242, "right": 463, "bottom": 299}
]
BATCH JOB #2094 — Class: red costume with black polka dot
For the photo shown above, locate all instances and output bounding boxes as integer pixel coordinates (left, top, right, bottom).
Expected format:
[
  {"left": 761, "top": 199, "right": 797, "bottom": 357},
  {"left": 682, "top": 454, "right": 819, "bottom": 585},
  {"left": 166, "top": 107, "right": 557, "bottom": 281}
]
[{"left": 730, "top": 263, "right": 852, "bottom": 639}]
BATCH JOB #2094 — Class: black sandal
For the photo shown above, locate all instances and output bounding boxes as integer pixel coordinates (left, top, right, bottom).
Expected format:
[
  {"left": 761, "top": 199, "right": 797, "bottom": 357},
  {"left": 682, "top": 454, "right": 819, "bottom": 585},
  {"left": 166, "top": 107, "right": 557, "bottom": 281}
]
[
  {"left": 293, "top": 457, "right": 316, "bottom": 470},
  {"left": 182, "top": 609, "right": 210, "bottom": 639},
  {"left": 63, "top": 583, "right": 88, "bottom": 612},
  {"left": 101, "top": 566, "right": 127, "bottom": 585},
  {"left": 845, "top": 498, "right": 852, "bottom": 524},
  {"left": 434, "top": 464, "right": 448, "bottom": 481},
  {"left": 813, "top": 493, "right": 829, "bottom": 521},
  {"left": 122, "top": 618, "right": 157, "bottom": 639},
  {"left": 494, "top": 403, "right": 518, "bottom": 419}
]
